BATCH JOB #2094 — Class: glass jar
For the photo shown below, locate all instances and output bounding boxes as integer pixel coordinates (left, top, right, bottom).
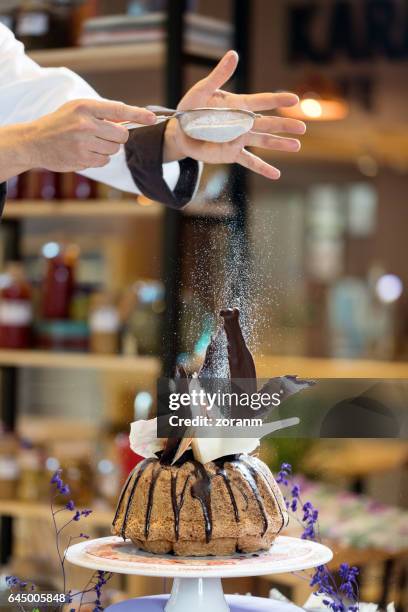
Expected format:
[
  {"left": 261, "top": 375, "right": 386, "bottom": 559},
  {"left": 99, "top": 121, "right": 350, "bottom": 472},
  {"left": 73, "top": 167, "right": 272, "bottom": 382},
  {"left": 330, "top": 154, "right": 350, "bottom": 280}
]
[
  {"left": 15, "top": 0, "right": 74, "bottom": 50},
  {"left": 121, "top": 281, "right": 164, "bottom": 355},
  {"left": 89, "top": 293, "right": 120, "bottom": 354},
  {"left": 41, "top": 242, "right": 79, "bottom": 320},
  {"left": 0, "top": 433, "right": 20, "bottom": 500},
  {"left": 0, "top": 262, "right": 33, "bottom": 349},
  {"left": 17, "top": 444, "right": 43, "bottom": 501}
]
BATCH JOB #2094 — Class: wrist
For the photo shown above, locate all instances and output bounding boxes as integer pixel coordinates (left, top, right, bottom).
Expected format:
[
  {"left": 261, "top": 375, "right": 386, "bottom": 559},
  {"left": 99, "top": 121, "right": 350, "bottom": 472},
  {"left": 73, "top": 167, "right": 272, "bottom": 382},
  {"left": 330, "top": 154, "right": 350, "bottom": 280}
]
[
  {"left": 163, "top": 118, "right": 185, "bottom": 163},
  {"left": 0, "top": 122, "right": 38, "bottom": 182},
  {"left": 20, "top": 121, "right": 44, "bottom": 170},
  {"left": 10, "top": 122, "right": 40, "bottom": 173}
]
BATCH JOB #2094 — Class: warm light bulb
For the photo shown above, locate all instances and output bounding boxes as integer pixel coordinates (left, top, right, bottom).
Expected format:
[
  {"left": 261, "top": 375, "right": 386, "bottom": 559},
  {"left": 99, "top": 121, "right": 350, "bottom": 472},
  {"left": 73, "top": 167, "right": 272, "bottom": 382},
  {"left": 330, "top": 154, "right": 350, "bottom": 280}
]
[
  {"left": 300, "top": 98, "right": 323, "bottom": 118},
  {"left": 138, "top": 195, "right": 154, "bottom": 207}
]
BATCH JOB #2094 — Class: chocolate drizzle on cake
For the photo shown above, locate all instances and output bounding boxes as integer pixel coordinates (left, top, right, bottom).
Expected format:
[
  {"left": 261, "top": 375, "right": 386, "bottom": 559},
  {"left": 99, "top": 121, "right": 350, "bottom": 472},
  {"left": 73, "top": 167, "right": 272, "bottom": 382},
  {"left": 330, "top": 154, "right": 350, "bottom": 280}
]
[
  {"left": 171, "top": 472, "right": 191, "bottom": 540},
  {"left": 244, "top": 454, "right": 287, "bottom": 530},
  {"left": 112, "top": 469, "right": 134, "bottom": 527},
  {"left": 228, "top": 456, "right": 268, "bottom": 535},
  {"left": 113, "top": 458, "right": 156, "bottom": 539},
  {"left": 214, "top": 461, "right": 240, "bottom": 523},
  {"left": 145, "top": 465, "right": 160, "bottom": 539},
  {"left": 191, "top": 461, "right": 213, "bottom": 542},
  {"left": 112, "top": 452, "right": 287, "bottom": 547}
]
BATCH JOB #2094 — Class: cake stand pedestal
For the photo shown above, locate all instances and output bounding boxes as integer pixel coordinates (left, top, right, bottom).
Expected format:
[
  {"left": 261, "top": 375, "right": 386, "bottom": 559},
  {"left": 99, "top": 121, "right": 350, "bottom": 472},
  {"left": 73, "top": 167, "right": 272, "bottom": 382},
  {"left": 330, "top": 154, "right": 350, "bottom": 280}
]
[{"left": 66, "top": 535, "right": 333, "bottom": 612}]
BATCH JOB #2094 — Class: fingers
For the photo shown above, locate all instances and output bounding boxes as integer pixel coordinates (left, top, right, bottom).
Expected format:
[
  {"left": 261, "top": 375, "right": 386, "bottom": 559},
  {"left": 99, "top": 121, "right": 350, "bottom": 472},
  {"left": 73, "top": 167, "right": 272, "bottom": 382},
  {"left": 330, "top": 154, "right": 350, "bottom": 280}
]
[
  {"left": 237, "top": 149, "right": 281, "bottom": 180},
  {"left": 96, "top": 119, "right": 129, "bottom": 144},
  {"left": 253, "top": 115, "right": 306, "bottom": 135},
  {"left": 245, "top": 131, "right": 301, "bottom": 152},
  {"left": 87, "top": 152, "right": 110, "bottom": 168},
  {"left": 91, "top": 137, "right": 121, "bottom": 156},
  {"left": 198, "top": 50, "right": 238, "bottom": 94},
  {"left": 242, "top": 92, "right": 299, "bottom": 111},
  {"left": 81, "top": 99, "right": 156, "bottom": 124}
]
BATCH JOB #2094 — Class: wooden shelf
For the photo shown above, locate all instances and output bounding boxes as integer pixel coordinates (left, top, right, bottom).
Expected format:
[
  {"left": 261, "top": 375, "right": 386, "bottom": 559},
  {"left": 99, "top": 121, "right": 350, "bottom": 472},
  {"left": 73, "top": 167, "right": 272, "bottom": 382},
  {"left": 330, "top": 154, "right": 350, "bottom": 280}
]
[
  {"left": 3, "top": 199, "right": 163, "bottom": 219},
  {"left": 0, "top": 498, "right": 112, "bottom": 528},
  {"left": 0, "top": 349, "right": 161, "bottom": 373},
  {"left": 255, "top": 354, "right": 408, "bottom": 379},
  {"left": 261, "top": 120, "right": 408, "bottom": 165},
  {"left": 29, "top": 42, "right": 222, "bottom": 73},
  {"left": 303, "top": 440, "right": 408, "bottom": 479}
]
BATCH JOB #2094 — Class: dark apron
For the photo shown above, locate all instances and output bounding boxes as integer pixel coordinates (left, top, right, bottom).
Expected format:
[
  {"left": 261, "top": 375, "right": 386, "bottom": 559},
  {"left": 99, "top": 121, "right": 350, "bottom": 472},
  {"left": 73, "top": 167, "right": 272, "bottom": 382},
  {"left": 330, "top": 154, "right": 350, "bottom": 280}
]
[{"left": 0, "top": 182, "right": 5, "bottom": 218}]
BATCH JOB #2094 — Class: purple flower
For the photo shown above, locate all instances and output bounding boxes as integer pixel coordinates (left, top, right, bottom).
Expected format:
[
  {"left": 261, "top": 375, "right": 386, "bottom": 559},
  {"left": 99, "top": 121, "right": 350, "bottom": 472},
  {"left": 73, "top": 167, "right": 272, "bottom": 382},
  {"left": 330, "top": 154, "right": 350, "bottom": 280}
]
[
  {"left": 7, "top": 470, "right": 112, "bottom": 612},
  {"left": 50, "top": 469, "right": 62, "bottom": 485},
  {"left": 91, "top": 571, "right": 111, "bottom": 611},
  {"left": 5, "top": 576, "right": 34, "bottom": 591},
  {"left": 291, "top": 484, "right": 300, "bottom": 498},
  {"left": 338, "top": 564, "right": 359, "bottom": 601},
  {"left": 301, "top": 501, "right": 319, "bottom": 541},
  {"left": 309, "top": 563, "right": 359, "bottom": 611},
  {"left": 72, "top": 509, "right": 92, "bottom": 521},
  {"left": 51, "top": 469, "right": 71, "bottom": 496},
  {"left": 276, "top": 462, "right": 292, "bottom": 486},
  {"left": 275, "top": 463, "right": 359, "bottom": 612}
]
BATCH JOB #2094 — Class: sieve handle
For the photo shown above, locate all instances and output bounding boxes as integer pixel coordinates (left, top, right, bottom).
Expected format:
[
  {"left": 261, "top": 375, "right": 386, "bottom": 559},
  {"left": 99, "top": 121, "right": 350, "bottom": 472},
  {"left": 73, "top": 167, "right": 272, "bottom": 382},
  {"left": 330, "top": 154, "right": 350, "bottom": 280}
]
[{"left": 119, "top": 115, "right": 172, "bottom": 130}]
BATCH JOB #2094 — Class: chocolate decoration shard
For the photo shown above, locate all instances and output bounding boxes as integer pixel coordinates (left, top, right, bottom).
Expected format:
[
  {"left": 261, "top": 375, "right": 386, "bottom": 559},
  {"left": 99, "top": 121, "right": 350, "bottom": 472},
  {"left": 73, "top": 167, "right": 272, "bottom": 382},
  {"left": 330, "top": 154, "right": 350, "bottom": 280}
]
[
  {"left": 160, "top": 438, "right": 181, "bottom": 466},
  {"left": 220, "top": 308, "right": 257, "bottom": 417},
  {"left": 160, "top": 365, "right": 191, "bottom": 465},
  {"left": 220, "top": 308, "right": 257, "bottom": 389},
  {"left": 259, "top": 374, "right": 316, "bottom": 404},
  {"left": 198, "top": 328, "right": 222, "bottom": 379},
  {"left": 253, "top": 375, "right": 316, "bottom": 419}
]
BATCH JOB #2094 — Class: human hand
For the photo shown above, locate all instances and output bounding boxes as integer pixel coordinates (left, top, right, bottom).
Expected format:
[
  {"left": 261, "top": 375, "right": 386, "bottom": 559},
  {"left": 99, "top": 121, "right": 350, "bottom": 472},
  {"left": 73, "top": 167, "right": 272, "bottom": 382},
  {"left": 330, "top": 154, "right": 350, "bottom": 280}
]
[
  {"left": 26, "top": 99, "right": 156, "bottom": 172},
  {"left": 164, "top": 50, "right": 305, "bottom": 179}
]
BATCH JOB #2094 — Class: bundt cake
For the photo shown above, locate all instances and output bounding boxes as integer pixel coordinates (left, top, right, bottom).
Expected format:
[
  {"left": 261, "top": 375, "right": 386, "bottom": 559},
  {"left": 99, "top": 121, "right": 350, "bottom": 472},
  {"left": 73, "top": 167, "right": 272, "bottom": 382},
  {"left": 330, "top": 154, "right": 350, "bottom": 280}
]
[
  {"left": 112, "top": 452, "right": 288, "bottom": 556},
  {"left": 112, "top": 307, "right": 313, "bottom": 556}
]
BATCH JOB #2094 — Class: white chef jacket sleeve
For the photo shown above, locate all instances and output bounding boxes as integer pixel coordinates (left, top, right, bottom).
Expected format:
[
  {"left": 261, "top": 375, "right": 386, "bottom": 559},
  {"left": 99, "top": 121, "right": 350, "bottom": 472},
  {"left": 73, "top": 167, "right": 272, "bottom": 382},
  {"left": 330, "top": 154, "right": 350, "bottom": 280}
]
[{"left": 0, "top": 24, "right": 202, "bottom": 204}]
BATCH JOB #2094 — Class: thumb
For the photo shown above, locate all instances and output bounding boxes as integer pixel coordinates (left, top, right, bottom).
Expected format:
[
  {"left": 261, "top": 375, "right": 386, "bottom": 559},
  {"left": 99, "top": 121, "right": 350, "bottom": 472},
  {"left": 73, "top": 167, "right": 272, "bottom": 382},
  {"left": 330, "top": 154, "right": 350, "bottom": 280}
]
[
  {"left": 86, "top": 100, "right": 156, "bottom": 124},
  {"left": 199, "top": 50, "right": 239, "bottom": 94}
]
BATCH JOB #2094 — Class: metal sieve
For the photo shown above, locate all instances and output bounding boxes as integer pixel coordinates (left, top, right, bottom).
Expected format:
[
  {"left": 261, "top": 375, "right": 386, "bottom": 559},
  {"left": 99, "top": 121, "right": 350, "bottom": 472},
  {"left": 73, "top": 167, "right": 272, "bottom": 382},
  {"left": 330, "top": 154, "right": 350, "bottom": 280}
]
[{"left": 120, "top": 107, "right": 261, "bottom": 143}]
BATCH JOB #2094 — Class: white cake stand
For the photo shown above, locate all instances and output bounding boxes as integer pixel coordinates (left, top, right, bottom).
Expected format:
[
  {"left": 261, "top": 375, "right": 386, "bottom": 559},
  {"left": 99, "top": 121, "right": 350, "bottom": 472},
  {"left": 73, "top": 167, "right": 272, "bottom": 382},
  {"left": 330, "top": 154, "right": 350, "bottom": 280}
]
[{"left": 66, "top": 535, "right": 332, "bottom": 612}]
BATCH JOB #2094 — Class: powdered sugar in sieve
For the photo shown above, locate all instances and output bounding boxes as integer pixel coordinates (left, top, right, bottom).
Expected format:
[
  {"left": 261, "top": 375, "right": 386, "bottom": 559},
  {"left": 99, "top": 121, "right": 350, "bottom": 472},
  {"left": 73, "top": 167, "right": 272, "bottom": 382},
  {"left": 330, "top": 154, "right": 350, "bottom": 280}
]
[{"left": 178, "top": 108, "right": 259, "bottom": 143}]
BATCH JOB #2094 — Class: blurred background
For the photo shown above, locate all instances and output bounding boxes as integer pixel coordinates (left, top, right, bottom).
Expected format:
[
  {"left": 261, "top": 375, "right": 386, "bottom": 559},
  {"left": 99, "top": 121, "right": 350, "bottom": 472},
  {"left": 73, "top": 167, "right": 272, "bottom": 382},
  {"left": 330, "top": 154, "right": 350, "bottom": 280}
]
[{"left": 0, "top": 0, "right": 407, "bottom": 609}]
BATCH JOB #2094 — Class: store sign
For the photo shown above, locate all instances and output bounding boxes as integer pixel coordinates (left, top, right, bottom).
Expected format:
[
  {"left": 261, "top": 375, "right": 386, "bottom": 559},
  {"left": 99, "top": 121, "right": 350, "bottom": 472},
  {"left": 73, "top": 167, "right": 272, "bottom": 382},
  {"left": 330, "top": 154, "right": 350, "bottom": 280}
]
[{"left": 288, "top": 0, "right": 408, "bottom": 63}]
